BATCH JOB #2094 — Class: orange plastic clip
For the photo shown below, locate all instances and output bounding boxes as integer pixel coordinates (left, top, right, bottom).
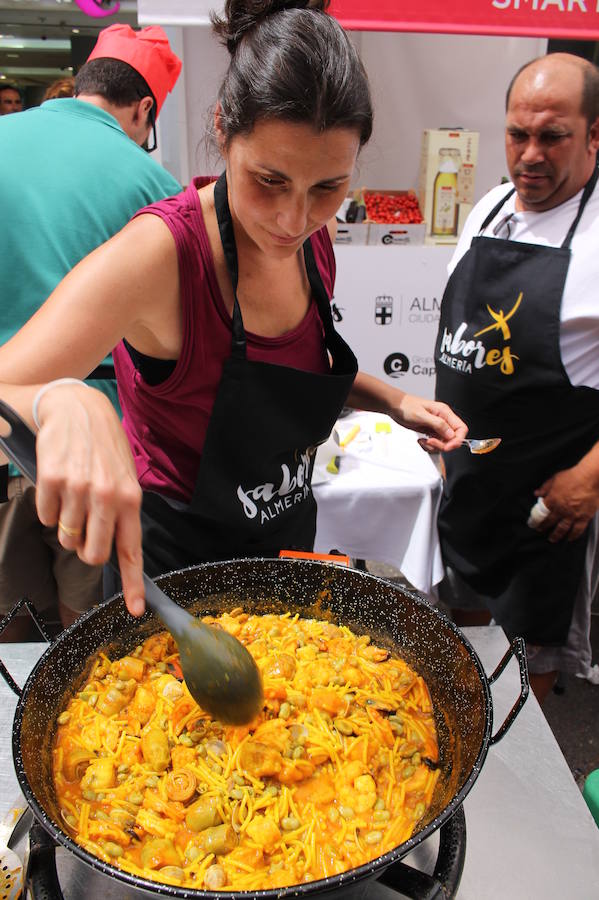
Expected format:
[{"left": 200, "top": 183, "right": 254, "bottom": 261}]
[{"left": 278, "top": 550, "right": 350, "bottom": 567}]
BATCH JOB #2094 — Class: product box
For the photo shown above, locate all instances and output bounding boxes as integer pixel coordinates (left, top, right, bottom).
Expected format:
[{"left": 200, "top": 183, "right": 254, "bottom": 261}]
[
  {"left": 334, "top": 222, "right": 370, "bottom": 246},
  {"left": 418, "top": 128, "right": 479, "bottom": 244},
  {"left": 363, "top": 190, "right": 425, "bottom": 246},
  {"left": 334, "top": 196, "right": 369, "bottom": 245}
]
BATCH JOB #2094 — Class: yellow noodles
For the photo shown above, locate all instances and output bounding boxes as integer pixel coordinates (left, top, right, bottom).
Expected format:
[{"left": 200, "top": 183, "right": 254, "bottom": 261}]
[{"left": 52, "top": 611, "right": 439, "bottom": 891}]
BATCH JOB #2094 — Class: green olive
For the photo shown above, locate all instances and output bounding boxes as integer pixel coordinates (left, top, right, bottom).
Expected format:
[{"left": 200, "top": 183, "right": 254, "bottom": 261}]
[
  {"left": 185, "top": 796, "right": 221, "bottom": 832},
  {"left": 198, "top": 824, "right": 238, "bottom": 855}
]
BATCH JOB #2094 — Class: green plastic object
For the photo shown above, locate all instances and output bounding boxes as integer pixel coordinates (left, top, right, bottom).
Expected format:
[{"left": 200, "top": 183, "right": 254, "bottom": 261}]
[{"left": 583, "top": 769, "right": 599, "bottom": 827}]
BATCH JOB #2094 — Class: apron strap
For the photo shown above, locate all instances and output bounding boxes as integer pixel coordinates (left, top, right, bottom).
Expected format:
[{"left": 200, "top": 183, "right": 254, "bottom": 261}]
[
  {"left": 214, "top": 171, "right": 246, "bottom": 357},
  {"left": 561, "top": 157, "right": 599, "bottom": 249},
  {"left": 478, "top": 187, "right": 515, "bottom": 235},
  {"left": 302, "top": 237, "right": 338, "bottom": 342}
]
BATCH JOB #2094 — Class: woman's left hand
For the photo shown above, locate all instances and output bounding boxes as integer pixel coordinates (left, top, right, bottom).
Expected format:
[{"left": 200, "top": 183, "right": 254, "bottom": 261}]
[{"left": 388, "top": 393, "right": 468, "bottom": 452}]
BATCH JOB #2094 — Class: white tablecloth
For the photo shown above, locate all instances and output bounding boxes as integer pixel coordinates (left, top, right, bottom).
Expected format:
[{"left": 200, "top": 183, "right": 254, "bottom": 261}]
[{"left": 312, "top": 411, "right": 444, "bottom": 595}]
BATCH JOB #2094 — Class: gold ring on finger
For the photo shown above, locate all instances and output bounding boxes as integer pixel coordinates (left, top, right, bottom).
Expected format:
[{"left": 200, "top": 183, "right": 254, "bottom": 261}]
[{"left": 58, "top": 519, "right": 83, "bottom": 538}]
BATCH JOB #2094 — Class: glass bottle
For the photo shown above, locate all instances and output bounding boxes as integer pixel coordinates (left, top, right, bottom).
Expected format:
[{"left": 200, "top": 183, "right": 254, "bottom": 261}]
[{"left": 431, "top": 149, "right": 460, "bottom": 236}]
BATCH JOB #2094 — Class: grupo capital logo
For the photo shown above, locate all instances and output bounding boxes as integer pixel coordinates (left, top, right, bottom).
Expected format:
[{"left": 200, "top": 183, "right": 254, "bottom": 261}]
[
  {"left": 75, "top": 0, "right": 120, "bottom": 17},
  {"left": 384, "top": 353, "right": 409, "bottom": 378}
]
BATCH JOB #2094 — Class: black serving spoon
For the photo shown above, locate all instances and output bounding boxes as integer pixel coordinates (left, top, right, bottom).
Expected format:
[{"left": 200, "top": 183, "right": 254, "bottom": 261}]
[{"left": 0, "top": 398, "right": 264, "bottom": 725}]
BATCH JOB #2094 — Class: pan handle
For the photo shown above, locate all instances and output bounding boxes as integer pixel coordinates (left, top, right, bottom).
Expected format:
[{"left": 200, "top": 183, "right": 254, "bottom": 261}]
[
  {"left": 375, "top": 805, "right": 466, "bottom": 898},
  {"left": 488, "top": 636, "right": 529, "bottom": 744},
  {"left": 0, "top": 598, "right": 51, "bottom": 697},
  {"left": 26, "top": 822, "right": 65, "bottom": 900}
]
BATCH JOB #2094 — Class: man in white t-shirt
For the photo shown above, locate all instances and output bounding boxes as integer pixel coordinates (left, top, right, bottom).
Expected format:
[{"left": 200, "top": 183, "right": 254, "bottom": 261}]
[{"left": 434, "top": 53, "right": 599, "bottom": 703}]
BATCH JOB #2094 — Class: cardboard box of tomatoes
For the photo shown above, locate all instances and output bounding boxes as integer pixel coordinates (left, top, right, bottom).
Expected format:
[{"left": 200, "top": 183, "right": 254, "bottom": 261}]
[
  {"left": 363, "top": 189, "right": 426, "bottom": 246},
  {"left": 334, "top": 190, "right": 426, "bottom": 246}
]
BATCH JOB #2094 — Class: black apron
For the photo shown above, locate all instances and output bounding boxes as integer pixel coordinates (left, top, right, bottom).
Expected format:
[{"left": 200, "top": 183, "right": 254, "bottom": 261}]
[
  {"left": 435, "top": 165, "right": 599, "bottom": 645},
  {"left": 140, "top": 172, "right": 358, "bottom": 576}
]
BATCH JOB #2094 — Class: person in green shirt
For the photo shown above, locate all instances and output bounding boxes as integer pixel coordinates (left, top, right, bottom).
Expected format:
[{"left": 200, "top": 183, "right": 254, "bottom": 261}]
[{"left": 0, "top": 24, "right": 181, "bottom": 638}]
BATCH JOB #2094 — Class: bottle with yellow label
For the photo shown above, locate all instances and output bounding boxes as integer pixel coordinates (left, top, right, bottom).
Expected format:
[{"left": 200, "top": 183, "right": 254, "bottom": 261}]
[{"left": 431, "top": 148, "right": 460, "bottom": 236}]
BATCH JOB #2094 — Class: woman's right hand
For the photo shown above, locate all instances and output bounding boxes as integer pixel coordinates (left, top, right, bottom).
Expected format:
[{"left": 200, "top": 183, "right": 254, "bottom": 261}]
[{"left": 34, "top": 382, "right": 146, "bottom": 616}]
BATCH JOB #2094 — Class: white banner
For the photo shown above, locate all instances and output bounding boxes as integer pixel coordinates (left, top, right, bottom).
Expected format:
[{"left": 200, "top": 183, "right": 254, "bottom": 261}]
[
  {"left": 137, "top": 0, "right": 221, "bottom": 25},
  {"left": 332, "top": 245, "right": 454, "bottom": 400}
]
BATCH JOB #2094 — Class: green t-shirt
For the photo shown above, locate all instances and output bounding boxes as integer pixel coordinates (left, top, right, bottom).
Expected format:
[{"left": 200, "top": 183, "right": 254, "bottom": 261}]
[{"left": 0, "top": 98, "right": 182, "bottom": 475}]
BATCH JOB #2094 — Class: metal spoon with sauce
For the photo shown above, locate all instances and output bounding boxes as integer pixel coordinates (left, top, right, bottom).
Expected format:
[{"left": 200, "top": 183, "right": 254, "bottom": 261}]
[
  {"left": 0, "top": 399, "right": 264, "bottom": 726},
  {"left": 462, "top": 438, "right": 502, "bottom": 454}
]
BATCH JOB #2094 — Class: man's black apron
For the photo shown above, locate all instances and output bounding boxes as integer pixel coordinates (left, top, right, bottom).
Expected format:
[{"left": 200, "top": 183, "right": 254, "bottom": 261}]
[
  {"left": 140, "top": 171, "right": 358, "bottom": 576},
  {"left": 435, "top": 165, "right": 599, "bottom": 645}
]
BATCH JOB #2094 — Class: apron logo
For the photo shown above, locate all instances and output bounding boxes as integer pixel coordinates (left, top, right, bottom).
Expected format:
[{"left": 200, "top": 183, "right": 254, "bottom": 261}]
[
  {"left": 236, "top": 450, "right": 312, "bottom": 525},
  {"left": 375, "top": 296, "right": 393, "bottom": 325},
  {"left": 438, "top": 291, "right": 522, "bottom": 376}
]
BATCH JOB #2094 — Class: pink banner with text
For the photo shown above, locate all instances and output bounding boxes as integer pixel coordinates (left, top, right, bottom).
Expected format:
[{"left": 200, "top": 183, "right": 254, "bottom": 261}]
[{"left": 329, "top": 0, "right": 599, "bottom": 39}]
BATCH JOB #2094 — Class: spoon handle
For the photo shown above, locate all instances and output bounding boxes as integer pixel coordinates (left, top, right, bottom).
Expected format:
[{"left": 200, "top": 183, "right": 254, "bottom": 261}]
[
  {"left": 140, "top": 570, "right": 197, "bottom": 640},
  {"left": 0, "top": 399, "right": 37, "bottom": 483}
]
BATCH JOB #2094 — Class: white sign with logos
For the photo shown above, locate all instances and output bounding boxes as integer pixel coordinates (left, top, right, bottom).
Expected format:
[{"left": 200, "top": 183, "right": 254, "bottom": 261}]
[{"left": 332, "top": 245, "right": 454, "bottom": 400}]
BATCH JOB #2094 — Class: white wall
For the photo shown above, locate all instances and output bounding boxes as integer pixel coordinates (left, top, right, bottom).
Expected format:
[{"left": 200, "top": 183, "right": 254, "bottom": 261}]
[
  {"left": 355, "top": 31, "right": 546, "bottom": 200},
  {"left": 173, "top": 28, "right": 547, "bottom": 198}
]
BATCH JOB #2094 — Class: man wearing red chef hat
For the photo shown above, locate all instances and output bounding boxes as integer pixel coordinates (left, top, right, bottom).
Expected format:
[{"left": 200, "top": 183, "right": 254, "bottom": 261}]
[{"left": 0, "top": 25, "right": 182, "bottom": 638}]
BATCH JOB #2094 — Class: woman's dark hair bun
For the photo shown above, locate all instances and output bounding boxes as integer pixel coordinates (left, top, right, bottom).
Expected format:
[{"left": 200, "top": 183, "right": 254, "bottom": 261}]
[{"left": 212, "top": 0, "right": 329, "bottom": 55}]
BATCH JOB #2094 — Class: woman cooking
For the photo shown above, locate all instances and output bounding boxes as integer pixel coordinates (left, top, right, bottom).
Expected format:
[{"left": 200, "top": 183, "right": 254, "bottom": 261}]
[{"left": 0, "top": 0, "right": 467, "bottom": 617}]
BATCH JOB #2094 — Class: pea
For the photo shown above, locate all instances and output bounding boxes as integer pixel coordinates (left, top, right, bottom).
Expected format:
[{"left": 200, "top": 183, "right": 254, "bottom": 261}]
[
  {"left": 82, "top": 789, "right": 97, "bottom": 802},
  {"left": 339, "top": 805, "right": 354, "bottom": 820},
  {"left": 413, "top": 802, "right": 426, "bottom": 821},
  {"left": 230, "top": 788, "right": 244, "bottom": 801},
  {"left": 373, "top": 810, "right": 390, "bottom": 823},
  {"left": 145, "top": 776, "right": 159, "bottom": 788},
  {"left": 116, "top": 773, "right": 128, "bottom": 783},
  {"left": 278, "top": 702, "right": 291, "bottom": 720},
  {"left": 374, "top": 798, "right": 385, "bottom": 811},
  {"left": 57, "top": 712, "right": 71, "bottom": 725},
  {"left": 402, "top": 765, "right": 415, "bottom": 780},
  {"left": 264, "top": 785, "right": 279, "bottom": 797},
  {"left": 364, "top": 831, "right": 383, "bottom": 845},
  {"left": 281, "top": 816, "right": 300, "bottom": 831},
  {"left": 186, "top": 845, "right": 201, "bottom": 862},
  {"left": 128, "top": 792, "right": 144, "bottom": 805},
  {"left": 178, "top": 733, "right": 194, "bottom": 747},
  {"left": 411, "top": 752, "right": 421, "bottom": 766},
  {"left": 292, "top": 746, "right": 304, "bottom": 759},
  {"left": 103, "top": 841, "right": 123, "bottom": 858},
  {"left": 117, "top": 764, "right": 130, "bottom": 774}
]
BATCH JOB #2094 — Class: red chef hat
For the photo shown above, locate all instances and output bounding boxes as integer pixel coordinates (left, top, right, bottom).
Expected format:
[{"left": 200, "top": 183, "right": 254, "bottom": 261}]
[{"left": 87, "top": 24, "right": 182, "bottom": 117}]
